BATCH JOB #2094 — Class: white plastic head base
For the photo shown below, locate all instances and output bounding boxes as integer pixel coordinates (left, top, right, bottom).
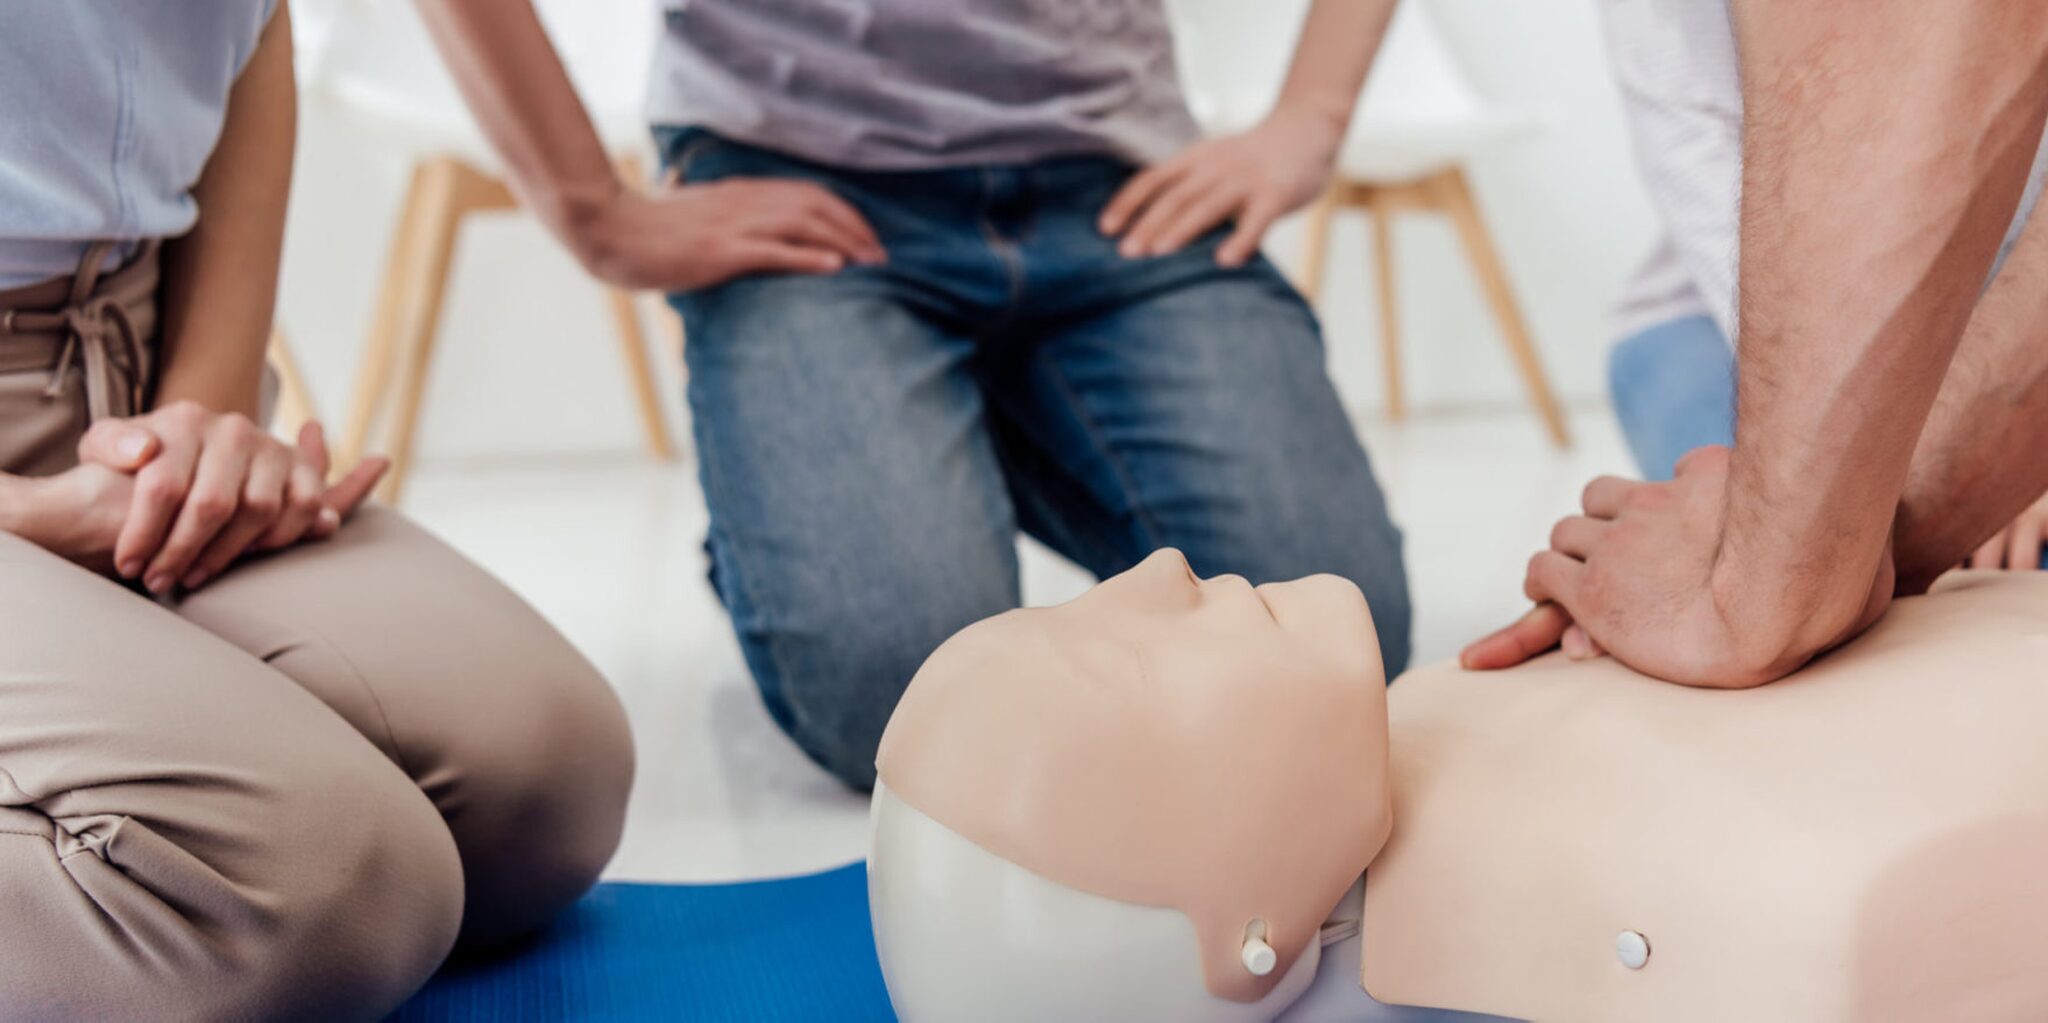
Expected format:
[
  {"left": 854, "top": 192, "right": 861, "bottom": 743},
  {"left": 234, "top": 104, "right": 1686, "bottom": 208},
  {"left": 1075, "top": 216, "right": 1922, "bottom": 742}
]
[{"left": 868, "top": 784, "right": 1322, "bottom": 1022}]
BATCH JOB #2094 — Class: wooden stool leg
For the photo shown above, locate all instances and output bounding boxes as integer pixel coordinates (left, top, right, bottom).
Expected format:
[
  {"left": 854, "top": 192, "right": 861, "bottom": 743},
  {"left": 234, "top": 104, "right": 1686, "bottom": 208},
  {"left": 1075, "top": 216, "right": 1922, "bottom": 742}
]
[
  {"left": 375, "top": 158, "right": 479, "bottom": 504},
  {"left": 607, "top": 152, "right": 677, "bottom": 461},
  {"left": 603, "top": 285, "right": 675, "bottom": 460},
  {"left": 1297, "top": 186, "right": 1341, "bottom": 304},
  {"left": 1436, "top": 168, "right": 1571, "bottom": 447},
  {"left": 1367, "top": 194, "right": 1406, "bottom": 422},
  {"left": 267, "top": 327, "right": 318, "bottom": 438},
  {"left": 338, "top": 162, "right": 438, "bottom": 474}
]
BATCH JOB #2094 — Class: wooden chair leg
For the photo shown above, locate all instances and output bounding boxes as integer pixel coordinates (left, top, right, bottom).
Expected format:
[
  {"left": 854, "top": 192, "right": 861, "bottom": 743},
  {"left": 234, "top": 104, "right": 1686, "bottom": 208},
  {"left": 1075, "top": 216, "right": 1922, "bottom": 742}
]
[
  {"left": 606, "top": 152, "right": 677, "bottom": 461},
  {"left": 1297, "top": 186, "right": 1340, "bottom": 305},
  {"left": 1435, "top": 168, "right": 1571, "bottom": 447},
  {"left": 603, "top": 285, "right": 675, "bottom": 460},
  {"left": 1367, "top": 194, "right": 1406, "bottom": 422},
  {"left": 338, "top": 162, "right": 438, "bottom": 474},
  {"left": 375, "top": 158, "right": 483, "bottom": 504},
  {"left": 267, "top": 327, "right": 318, "bottom": 439}
]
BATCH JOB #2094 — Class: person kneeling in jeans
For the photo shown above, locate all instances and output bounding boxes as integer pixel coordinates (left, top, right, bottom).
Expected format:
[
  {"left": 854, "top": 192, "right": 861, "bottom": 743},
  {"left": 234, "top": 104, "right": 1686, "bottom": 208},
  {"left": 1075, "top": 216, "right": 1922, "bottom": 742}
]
[{"left": 422, "top": 0, "right": 1414, "bottom": 788}]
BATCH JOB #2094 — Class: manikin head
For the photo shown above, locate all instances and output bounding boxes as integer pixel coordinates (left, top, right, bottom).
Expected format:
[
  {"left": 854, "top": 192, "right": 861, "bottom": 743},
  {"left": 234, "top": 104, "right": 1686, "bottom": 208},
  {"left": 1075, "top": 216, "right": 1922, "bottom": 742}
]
[{"left": 869, "top": 549, "right": 1394, "bottom": 1022}]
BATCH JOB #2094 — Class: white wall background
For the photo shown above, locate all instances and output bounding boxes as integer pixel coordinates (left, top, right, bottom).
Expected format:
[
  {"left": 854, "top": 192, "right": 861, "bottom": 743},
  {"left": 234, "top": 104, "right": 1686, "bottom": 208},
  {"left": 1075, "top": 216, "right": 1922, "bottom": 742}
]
[{"left": 275, "top": 0, "right": 1658, "bottom": 463}]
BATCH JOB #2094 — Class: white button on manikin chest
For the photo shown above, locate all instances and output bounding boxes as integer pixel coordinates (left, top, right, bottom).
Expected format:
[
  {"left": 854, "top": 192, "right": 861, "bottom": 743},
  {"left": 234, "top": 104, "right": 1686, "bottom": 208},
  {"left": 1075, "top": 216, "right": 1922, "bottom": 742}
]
[{"left": 1615, "top": 930, "right": 1651, "bottom": 969}]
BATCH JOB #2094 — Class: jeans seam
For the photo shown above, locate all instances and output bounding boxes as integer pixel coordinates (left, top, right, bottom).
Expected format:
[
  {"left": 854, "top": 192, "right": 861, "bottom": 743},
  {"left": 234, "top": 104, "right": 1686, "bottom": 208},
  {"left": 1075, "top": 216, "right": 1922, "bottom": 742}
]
[
  {"left": 976, "top": 168, "right": 1027, "bottom": 322},
  {"left": 689, "top": 406, "right": 805, "bottom": 742},
  {"left": 1028, "top": 348, "right": 1166, "bottom": 552}
]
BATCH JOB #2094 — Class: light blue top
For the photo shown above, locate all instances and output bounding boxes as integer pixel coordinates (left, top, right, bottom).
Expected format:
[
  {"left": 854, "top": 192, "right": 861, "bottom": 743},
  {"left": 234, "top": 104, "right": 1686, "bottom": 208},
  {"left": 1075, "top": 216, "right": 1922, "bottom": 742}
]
[
  {"left": 0, "top": 1, "right": 278, "bottom": 289},
  {"left": 646, "top": 0, "right": 1202, "bottom": 171}
]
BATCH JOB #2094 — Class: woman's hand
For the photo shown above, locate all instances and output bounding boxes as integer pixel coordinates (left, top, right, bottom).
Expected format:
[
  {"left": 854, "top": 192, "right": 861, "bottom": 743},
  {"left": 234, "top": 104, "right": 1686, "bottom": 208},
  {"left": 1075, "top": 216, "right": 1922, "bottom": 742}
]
[
  {"left": 0, "top": 463, "right": 138, "bottom": 574},
  {"left": 76, "top": 406, "right": 387, "bottom": 592},
  {"left": 1098, "top": 105, "right": 1345, "bottom": 268},
  {"left": 1965, "top": 490, "right": 2048, "bottom": 571}
]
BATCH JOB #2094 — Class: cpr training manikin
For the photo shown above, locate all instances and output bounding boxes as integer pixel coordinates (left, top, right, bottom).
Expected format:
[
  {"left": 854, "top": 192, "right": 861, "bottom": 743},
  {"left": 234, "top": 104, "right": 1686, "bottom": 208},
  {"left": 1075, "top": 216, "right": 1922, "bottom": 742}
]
[{"left": 865, "top": 548, "right": 2048, "bottom": 1022}]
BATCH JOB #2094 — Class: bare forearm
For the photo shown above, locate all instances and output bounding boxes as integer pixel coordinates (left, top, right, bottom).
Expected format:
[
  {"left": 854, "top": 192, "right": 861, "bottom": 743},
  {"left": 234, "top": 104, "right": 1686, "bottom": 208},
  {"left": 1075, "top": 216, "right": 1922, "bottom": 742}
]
[
  {"left": 414, "top": 0, "right": 620, "bottom": 256},
  {"left": 155, "top": 4, "right": 296, "bottom": 418},
  {"left": 1894, "top": 204, "right": 2048, "bottom": 589},
  {"left": 1268, "top": 0, "right": 1398, "bottom": 138},
  {"left": 1721, "top": 0, "right": 2048, "bottom": 643}
]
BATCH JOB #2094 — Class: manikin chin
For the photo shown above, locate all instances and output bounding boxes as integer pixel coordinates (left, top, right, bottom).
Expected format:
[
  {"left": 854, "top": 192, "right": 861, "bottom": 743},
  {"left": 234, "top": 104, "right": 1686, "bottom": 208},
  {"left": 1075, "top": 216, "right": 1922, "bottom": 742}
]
[{"left": 867, "top": 548, "right": 2048, "bottom": 1022}]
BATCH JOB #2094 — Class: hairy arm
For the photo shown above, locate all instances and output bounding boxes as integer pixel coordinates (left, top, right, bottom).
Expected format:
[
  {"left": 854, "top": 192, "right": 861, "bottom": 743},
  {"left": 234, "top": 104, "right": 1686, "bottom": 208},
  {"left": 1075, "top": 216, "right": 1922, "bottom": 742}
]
[
  {"left": 1718, "top": 0, "right": 2048, "bottom": 657},
  {"left": 153, "top": 3, "right": 296, "bottom": 417},
  {"left": 1892, "top": 196, "right": 2048, "bottom": 588}
]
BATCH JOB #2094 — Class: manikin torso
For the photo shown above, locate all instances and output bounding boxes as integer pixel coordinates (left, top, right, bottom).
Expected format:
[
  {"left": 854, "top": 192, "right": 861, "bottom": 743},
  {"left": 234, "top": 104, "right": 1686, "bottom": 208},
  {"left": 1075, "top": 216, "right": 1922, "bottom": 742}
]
[
  {"left": 1364, "top": 570, "right": 2048, "bottom": 1021},
  {"left": 869, "top": 555, "right": 2048, "bottom": 1021}
]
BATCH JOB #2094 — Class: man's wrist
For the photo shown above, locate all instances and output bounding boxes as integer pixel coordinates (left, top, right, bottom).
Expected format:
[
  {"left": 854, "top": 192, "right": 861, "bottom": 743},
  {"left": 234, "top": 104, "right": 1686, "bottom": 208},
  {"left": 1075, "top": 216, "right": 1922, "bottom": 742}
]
[
  {"left": 530, "top": 175, "right": 628, "bottom": 268},
  {"left": 1264, "top": 97, "right": 1348, "bottom": 157},
  {"left": 1709, "top": 527, "right": 1886, "bottom": 675}
]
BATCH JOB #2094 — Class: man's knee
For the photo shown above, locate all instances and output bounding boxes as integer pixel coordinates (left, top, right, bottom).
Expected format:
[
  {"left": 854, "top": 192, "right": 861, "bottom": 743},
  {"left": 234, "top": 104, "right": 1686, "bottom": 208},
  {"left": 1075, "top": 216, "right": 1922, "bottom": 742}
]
[{"left": 749, "top": 584, "right": 1015, "bottom": 791}]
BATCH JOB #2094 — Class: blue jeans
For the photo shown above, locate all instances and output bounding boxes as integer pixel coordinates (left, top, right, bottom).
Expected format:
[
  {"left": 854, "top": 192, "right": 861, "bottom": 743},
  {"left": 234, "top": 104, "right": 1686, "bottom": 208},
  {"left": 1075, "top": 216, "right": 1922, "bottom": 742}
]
[
  {"left": 1606, "top": 314, "right": 1736, "bottom": 482},
  {"left": 660, "top": 129, "right": 1412, "bottom": 788}
]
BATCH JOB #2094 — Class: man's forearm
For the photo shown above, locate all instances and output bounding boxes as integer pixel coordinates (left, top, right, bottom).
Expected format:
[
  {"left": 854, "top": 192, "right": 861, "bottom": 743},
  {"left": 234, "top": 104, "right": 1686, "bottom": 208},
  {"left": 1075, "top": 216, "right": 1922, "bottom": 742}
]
[
  {"left": 413, "top": 0, "right": 622, "bottom": 257},
  {"left": 1894, "top": 200, "right": 2048, "bottom": 590},
  {"left": 155, "top": 3, "right": 297, "bottom": 418},
  {"left": 1720, "top": 0, "right": 2048, "bottom": 649},
  {"left": 1267, "top": 0, "right": 1398, "bottom": 139}
]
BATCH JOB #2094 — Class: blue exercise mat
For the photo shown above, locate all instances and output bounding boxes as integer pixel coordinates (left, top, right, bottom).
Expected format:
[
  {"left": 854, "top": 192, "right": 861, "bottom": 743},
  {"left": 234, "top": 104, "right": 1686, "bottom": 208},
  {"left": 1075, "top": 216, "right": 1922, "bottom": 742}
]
[{"left": 390, "top": 862, "right": 896, "bottom": 1022}]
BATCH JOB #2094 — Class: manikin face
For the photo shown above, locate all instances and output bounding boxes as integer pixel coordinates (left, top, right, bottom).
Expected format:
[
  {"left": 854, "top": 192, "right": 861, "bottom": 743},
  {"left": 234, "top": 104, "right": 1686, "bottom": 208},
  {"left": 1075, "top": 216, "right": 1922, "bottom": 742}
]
[
  {"left": 873, "top": 549, "right": 1395, "bottom": 1017},
  {"left": 1021, "top": 547, "right": 1388, "bottom": 699}
]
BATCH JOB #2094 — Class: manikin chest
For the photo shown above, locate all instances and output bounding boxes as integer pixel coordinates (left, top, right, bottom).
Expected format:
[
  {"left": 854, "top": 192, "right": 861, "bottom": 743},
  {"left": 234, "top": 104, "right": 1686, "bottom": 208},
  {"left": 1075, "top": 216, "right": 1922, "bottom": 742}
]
[{"left": 1362, "top": 572, "right": 2048, "bottom": 1022}]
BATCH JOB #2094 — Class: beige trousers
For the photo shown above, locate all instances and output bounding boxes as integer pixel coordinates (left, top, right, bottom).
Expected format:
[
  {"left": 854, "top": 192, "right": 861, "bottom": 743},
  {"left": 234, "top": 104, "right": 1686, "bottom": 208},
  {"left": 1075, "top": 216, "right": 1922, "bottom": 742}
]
[{"left": 0, "top": 248, "right": 636, "bottom": 1021}]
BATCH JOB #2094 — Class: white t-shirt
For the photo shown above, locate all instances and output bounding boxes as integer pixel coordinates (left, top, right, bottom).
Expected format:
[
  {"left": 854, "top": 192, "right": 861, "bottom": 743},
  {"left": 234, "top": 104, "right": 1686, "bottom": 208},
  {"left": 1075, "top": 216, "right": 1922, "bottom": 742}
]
[
  {"left": 0, "top": 2, "right": 278, "bottom": 289},
  {"left": 1594, "top": 0, "right": 2048, "bottom": 342}
]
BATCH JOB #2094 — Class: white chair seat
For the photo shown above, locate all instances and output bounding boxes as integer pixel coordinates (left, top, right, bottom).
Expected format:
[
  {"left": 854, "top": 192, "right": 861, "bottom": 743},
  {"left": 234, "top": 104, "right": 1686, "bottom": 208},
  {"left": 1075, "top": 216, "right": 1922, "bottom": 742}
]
[
  {"left": 300, "top": 0, "right": 655, "bottom": 174},
  {"left": 1172, "top": 0, "right": 1530, "bottom": 185},
  {"left": 314, "top": 79, "right": 648, "bottom": 177},
  {"left": 1337, "top": 109, "right": 1533, "bottom": 184}
]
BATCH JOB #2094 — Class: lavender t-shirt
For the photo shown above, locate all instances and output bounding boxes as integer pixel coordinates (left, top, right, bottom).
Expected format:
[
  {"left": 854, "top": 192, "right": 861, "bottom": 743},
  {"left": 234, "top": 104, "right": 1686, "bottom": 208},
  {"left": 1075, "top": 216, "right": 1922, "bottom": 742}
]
[{"left": 645, "top": 0, "right": 1203, "bottom": 170}]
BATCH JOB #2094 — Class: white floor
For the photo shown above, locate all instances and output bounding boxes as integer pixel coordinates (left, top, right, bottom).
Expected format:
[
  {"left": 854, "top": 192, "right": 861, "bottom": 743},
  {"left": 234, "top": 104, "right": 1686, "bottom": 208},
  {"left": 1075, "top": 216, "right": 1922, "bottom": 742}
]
[{"left": 399, "top": 405, "right": 1635, "bottom": 885}]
